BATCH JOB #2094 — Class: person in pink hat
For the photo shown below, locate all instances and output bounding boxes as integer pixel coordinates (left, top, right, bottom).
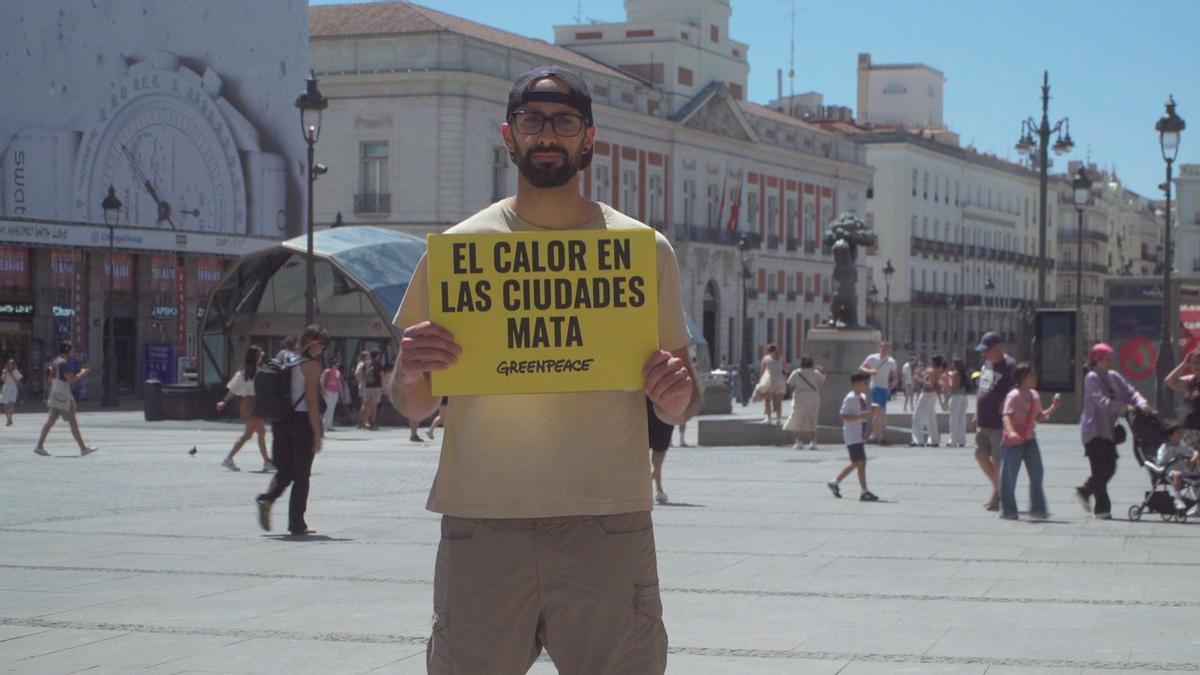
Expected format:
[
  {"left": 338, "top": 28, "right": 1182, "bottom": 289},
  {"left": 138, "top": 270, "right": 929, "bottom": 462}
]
[{"left": 1076, "top": 342, "right": 1149, "bottom": 519}]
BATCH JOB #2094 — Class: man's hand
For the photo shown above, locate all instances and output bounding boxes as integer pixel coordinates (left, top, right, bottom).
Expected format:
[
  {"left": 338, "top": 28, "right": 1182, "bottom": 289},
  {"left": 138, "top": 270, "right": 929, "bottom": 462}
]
[
  {"left": 643, "top": 350, "right": 693, "bottom": 420},
  {"left": 968, "top": 415, "right": 977, "bottom": 433},
  {"left": 398, "top": 321, "right": 461, "bottom": 382}
]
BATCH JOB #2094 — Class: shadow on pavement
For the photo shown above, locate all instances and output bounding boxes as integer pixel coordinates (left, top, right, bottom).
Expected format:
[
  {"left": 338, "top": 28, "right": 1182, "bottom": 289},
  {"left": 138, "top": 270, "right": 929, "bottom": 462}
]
[
  {"left": 263, "top": 534, "right": 354, "bottom": 542},
  {"left": 659, "top": 502, "right": 706, "bottom": 508}
]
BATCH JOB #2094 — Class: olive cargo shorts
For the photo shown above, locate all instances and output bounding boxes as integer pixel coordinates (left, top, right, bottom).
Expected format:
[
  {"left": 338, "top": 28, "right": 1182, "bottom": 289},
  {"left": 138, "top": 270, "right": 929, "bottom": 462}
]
[{"left": 427, "top": 511, "right": 668, "bottom": 675}]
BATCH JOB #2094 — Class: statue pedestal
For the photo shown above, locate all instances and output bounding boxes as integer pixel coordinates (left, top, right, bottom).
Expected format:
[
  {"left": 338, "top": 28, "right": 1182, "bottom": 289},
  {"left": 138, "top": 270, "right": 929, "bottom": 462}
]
[{"left": 807, "top": 327, "right": 882, "bottom": 429}]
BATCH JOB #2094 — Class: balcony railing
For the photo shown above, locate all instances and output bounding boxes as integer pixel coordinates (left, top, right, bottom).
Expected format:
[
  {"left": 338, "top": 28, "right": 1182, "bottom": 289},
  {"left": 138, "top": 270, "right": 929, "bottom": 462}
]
[
  {"left": 674, "top": 224, "right": 761, "bottom": 248},
  {"left": 767, "top": 290, "right": 779, "bottom": 301},
  {"left": 804, "top": 293, "right": 815, "bottom": 302},
  {"left": 786, "top": 237, "right": 798, "bottom": 252},
  {"left": 1058, "top": 261, "right": 1109, "bottom": 274},
  {"left": 747, "top": 288, "right": 759, "bottom": 299},
  {"left": 1058, "top": 229, "right": 1110, "bottom": 244},
  {"left": 767, "top": 234, "right": 780, "bottom": 249},
  {"left": 354, "top": 193, "right": 391, "bottom": 214},
  {"left": 786, "top": 291, "right": 797, "bottom": 301}
]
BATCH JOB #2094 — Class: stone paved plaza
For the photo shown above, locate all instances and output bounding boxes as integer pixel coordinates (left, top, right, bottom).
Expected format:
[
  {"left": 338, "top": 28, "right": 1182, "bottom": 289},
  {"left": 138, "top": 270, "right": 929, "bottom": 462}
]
[{"left": 2, "top": 408, "right": 1199, "bottom": 674}]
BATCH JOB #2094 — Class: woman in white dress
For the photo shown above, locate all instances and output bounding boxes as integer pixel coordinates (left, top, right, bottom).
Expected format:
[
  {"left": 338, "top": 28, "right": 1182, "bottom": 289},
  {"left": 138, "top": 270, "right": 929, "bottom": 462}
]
[
  {"left": 754, "top": 344, "right": 788, "bottom": 424},
  {"left": 784, "top": 357, "right": 824, "bottom": 449},
  {"left": 215, "top": 346, "right": 272, "bottom": 472},
  {"left": 911, "top": 355, "right": 947, "bottom": 447},
  {"left": 947, "top": 358, "right": 973, "bottom": 447},
  {"left": 1, "top": 358, "right": 23, "bottom": 426}
]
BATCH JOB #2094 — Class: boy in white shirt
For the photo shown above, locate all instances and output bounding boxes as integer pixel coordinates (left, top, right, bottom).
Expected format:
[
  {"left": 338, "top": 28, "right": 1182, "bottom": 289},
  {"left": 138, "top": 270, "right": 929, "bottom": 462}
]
[
  {"left": 828, "top": 371, "right": 880, "bottom": 501},
  {"left": 1155, "top": 419, "right": 1199, "bottom": 513}
]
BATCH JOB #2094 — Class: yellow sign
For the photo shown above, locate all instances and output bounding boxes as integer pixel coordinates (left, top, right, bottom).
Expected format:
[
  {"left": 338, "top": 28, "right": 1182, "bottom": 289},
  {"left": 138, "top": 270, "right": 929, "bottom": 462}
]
[{"left": 427, "top": 230, "right": 659, "bottom": 396}]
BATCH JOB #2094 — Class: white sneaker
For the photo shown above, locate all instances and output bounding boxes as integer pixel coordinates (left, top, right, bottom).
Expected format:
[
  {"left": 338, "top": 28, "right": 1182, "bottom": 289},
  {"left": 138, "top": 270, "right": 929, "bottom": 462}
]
[
  {"left": 1188, "top": 503, "right": 1200, "bottom": 517},
  {"left": 679, "top": 440, "right": 689, "bottom": 447},
  {"left": 761, "top": 417, "right": 773, "bottom": 424},
  {"left": 34, "top": 446, "right": 49, "bottom": 457},
  {"left": 80, "top": 446, "right": 98, "bottom": 457},
  {"left": 655, "top": 489, "right": 668, "bottom": 504},
  {"left": 808, "top": 442, "right": 818, "bottom": 450},
  {"left": 793, "top": 440, "right": 804, "bottom": 449},
  {"left": 263, "top": 460, "right": 276, "bottom": 472},
  {"left": 222, "top": 457, "right": 240, "bottom": 472}
]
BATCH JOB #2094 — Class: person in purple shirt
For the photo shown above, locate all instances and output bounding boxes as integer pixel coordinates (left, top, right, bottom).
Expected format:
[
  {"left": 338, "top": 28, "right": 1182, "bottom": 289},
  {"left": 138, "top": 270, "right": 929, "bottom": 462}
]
[{"left": 1076, "top": 342, "right": 1149, "bottom": 519}]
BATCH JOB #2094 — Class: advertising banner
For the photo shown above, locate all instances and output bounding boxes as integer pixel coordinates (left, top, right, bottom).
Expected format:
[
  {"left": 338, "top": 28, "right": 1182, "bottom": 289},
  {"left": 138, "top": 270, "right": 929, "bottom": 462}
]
[
  {"left": 103, "top": 252, "right": 134, "bottom": 292},
  {"left": 142, "top": 341, "right": 177, "bottom": 384},
  {"left": 196, "top": 257, "right": 225, "bottom": 297},
  {"left": 0, "top": 245, "right": 30, "bottom": 288},
  {"left": 49, "top": 249, "right": 78, "bottom": 289},
  {"left": 150, "top": 255, "right": 176, "bottom": 293},
  {"left": 426, "top": 231, "right": 659, "bottom": 396}
]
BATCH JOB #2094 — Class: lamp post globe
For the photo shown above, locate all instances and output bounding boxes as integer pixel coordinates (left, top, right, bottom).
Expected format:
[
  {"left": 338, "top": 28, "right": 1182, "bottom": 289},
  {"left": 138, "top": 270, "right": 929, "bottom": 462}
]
[
  {"left": 1155, "top": 96, "right": 1185, "bottom": 412},
  {"left": 100, "top": 186, "right": 122, "bottom": 408},
  {"left": 1071, "top": 166, "right": 1092, "bottom": 319},
  {"left": 295, "top": 72, "right": 328, "bottom": 326}
]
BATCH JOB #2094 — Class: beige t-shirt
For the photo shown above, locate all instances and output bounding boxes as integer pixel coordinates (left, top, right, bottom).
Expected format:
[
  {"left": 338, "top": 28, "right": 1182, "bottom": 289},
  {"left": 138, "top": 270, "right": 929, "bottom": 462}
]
[{"left": 394, "top": 200, "right": 690, "bottom": 518}]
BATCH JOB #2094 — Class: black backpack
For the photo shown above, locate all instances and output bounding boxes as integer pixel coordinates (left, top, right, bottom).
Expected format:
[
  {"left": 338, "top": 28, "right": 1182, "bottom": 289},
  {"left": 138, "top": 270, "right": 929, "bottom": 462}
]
[
  {"left": 366, "top": 361, "right": 383, "bottom": 388},
  {"left": 252, "top": 355, "right": 311, "bottom": 422}
]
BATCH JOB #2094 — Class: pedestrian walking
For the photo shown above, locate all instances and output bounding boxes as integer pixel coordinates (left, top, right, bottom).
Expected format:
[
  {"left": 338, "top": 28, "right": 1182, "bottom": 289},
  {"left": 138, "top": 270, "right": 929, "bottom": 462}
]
[
  {"left": 34, "top": 342, "right": 97, "bottom": 457},
  {"left": 256, "top": 325, "right": 327, "bottom": 536},
  {"left": 648, "top": 397, "right": 674, "bottom": 504},
  {"left": 1, "top": 358, "right": 23, "bottom": 426},
  {"left": 1165, "top": 345, "right": 1200, "bottom": 451},
  {"left": 999, "top": 362, "right": 1062, "bottom": 520},
  {"left": 337, "top": 361, "right": 352, "bottom": 426},
  {"left": 947, "top": 358, "right": 973, "bottom": 447},
  {"left": 1076, "top": 342, "right": 1148, "bottom": 519},
  {"left": 390, "top": 66, "right": 694, "bottom": 675},
  {"left": 354, "top": 350, "right": 370, "bottom": 428},
  {"left": 425, "top": 397, "right": 448, "bottom": 440},
  {"left": 321, "top": 358, "right": 343, "bottom": 433},
  {"left": 361, "top": 350, "right": 384, "bottom": 430},
  {"left": 784, "top": 356, "right": 824, "bottom": 449},
  {"left": 754, "top": 344, "right": 786, "bottom": 424},
  {"left": 972, "top": 332, "right": 1016, "bottom": 511},
  {"left": 859, "top": 341, "right": 898, "bottom": 444},
  {"left": 911, "top": 355, "right": 946, "bottom": 447},
  {"left": 828, "top": 371, "right": 879, "bottom": 501},
  {"left": 901, "top": 355, "right": 917, "bottom": 412},
  {"left": 215, "top": 346, "right": 273, "bottom": 472}
]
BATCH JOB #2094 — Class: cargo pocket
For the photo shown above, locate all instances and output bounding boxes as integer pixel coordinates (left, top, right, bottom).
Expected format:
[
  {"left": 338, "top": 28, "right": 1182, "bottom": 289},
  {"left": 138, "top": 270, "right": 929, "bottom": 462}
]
[
  {"left": 594, "top": 511, "right": 653, "bottom": 536},
  {"left": 633, "top": 582, "right": 667, "bottom": 675}
]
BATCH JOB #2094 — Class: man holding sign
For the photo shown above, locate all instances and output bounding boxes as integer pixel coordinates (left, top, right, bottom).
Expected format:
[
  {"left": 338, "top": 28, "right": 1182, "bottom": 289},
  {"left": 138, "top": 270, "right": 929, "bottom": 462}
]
[{"left": 391, "top": 66, "right": 697, "bottom": 675}]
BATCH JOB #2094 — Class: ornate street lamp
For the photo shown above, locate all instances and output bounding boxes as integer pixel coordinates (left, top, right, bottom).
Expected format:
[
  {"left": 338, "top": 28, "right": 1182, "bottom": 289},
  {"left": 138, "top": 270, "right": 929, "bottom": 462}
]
[
  {"left": 883, "top": 258, "right": 895, "bottom": 340},
  {"left": 1015, "top": 71, "right": 1075, "bottom": 305},
  {"left": 738, "top": 234, "right": 754, "bottom": 405},
  {"left": 100, "top": 186, "right": 122, "bottom": 408},
  {"left": 295, "top": 72, "right": 328, "bottom": 326},
  {"left": 1071, "top": 166, "right": 1092, "bottom": 319},
  {"left": 1156, "top": 96, "right": 1185, "bottom": 411}
]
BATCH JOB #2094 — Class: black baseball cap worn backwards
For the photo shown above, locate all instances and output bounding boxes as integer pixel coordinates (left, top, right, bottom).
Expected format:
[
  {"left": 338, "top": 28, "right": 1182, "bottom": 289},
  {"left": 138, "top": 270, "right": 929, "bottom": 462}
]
[{"left": 507, "top": 66, "right": 594, "bottom": 125}]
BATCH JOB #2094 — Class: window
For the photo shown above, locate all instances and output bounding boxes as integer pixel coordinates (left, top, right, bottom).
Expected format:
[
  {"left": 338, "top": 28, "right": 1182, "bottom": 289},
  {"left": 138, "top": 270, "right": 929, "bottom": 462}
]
[
  {"left": 491, "top": 146, "right": 508, "bottom": 201},
  {"left": 710, "top": 25, "right": 719, "bottom": 42},
  {"left": 357, "top": 141, "right": 389, "bottom": 213},
  {"left": 682, "top": 179, "right": 695, "bottom": 223},
  {"left": 786, "top": 198, "right": 797, "bottom": 244},
  {"left": 595, "top": 165, "right": 611, "bottom": 203},
  {"left": 648, "top": 174, "right": 663, "bottom": 225},
  {"left": 767, "top": 195, "right": 778, "bottom": 235},
  {"left": 934, "top": 176, "right": 939, "bottom": 202},
  {"left": 706, "top": 184, "right": 720, "bottom": 227},
  {"left": 622, "top": 170, "right": 638, "bottom": 216},
  {"left": 884, "top": 82, "right": 907, "bottom": 94},
  {"left": 912, "top": 169, "right": 918, "bottom": 197},
  {"left": 955, "top": 181, "right": 959, "bottom": 206},
  {"left": 923, "top": 217, "right": 929, "bottom": 239},
  {"left": 923, "top": 172, "right": 929, "bottom": 199},
  {"left": 803, "top": 201, "right": 814, "bottom": 242},
  {"left": 911, "top": 215, "right": 918, "bottom": 236},
  {"left": 748, "top": 192, "right": 759, "bottom": 229},
  {"left": 944, "top": 178, "right": 950, "bottom": 204}
]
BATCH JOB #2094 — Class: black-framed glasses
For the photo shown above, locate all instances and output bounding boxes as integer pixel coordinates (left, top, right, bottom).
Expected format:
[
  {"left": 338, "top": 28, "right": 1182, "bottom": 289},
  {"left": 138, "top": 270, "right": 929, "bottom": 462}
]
[{"left": 509, "top": 111, "right": 586, "bottom": 137}]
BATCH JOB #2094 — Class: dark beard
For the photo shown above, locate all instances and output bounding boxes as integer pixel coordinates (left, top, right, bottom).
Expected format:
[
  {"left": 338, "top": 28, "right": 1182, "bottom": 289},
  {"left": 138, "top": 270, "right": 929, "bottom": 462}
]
[{"left": 514, "top": 145, "right": 580, "bottom": 188}]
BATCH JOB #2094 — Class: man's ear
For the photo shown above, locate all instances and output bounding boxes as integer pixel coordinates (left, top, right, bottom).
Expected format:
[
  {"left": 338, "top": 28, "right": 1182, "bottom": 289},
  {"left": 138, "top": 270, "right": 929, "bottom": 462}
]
[{"left": 501, "top": 122, "right": 516, "bottom": 157}]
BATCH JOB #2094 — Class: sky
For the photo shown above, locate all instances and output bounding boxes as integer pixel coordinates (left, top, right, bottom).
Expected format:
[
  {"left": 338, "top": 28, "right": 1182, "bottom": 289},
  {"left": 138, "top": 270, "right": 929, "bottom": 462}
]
[{"left": 313, "top": 0, "right": 1200, "bottom": 199}]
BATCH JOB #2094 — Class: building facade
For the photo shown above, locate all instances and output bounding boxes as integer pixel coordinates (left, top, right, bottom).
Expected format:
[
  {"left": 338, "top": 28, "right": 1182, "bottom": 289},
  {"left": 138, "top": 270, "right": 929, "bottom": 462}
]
[
  {"left": 1175, "top": 163, "right": 1200, "bottom": 277},
  {"left": 309, "top": 1, "right": 873, "bottom": 370}
]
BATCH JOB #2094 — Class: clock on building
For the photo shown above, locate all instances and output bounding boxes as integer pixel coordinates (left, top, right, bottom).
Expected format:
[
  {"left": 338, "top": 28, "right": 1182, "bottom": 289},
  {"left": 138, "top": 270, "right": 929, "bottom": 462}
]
[{"left": 70, "top": 50, "right": 286, "bottom": 235}]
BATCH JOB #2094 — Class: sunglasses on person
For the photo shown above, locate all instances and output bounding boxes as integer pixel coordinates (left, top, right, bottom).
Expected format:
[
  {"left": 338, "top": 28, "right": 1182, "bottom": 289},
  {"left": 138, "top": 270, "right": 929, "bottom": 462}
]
[{"left": 508, "top": 110, "right": 586, "bottom": 137}]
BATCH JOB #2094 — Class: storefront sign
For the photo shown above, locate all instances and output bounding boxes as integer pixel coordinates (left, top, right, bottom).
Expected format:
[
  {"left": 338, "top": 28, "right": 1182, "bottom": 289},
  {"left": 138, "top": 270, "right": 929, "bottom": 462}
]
[
  {"left": 426, "top": 231, "right": 659, "bottom": 396},
  {"left": 195, "top": 256, "right": 224, "bottom": 295},
  {"left": 52, "top": 305, "right": 75, "bottom": 317},
  {"left": 103, "top": 252, "right": 134, "bottom": 292},
  {"left": 0, "top": 246, "right": 30, "bottom": 287},
  {"left": 0, "top": 301, "right": 34, "bottom": 318},
  {"left": 0, "top": 219, "right": 276, "bottom": 257},
  {"left": 49, "top": 249, "right": 78, "bottom": 289},
  {"left": 141, "top": 341, "right": 176, "bottom": 384},
  {"left": 150, "top": 255, "right": 177, "bottom": 293},
  {"left": 152, "top": 306, "right": 178, "bottom": 319}
]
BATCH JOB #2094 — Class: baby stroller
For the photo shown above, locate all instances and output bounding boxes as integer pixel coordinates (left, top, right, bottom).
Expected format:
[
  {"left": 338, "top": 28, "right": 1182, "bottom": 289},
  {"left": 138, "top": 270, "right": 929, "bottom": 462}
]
[{"left": 1127, "top": 408, "right": 1196, "bottom": 523}]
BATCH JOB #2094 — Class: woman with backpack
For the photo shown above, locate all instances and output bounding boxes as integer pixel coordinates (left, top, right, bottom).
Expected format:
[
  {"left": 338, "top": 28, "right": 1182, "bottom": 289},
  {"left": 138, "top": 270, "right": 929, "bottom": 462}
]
[
  {"left": 256, "top": 325, "right": 327, "bottom": 536},
  {"left": 1076, "top": 342, "right": 1149, "bottom": 519},
  {"left": 216, "top": 345, "right": 272, "bottom": 472}
]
